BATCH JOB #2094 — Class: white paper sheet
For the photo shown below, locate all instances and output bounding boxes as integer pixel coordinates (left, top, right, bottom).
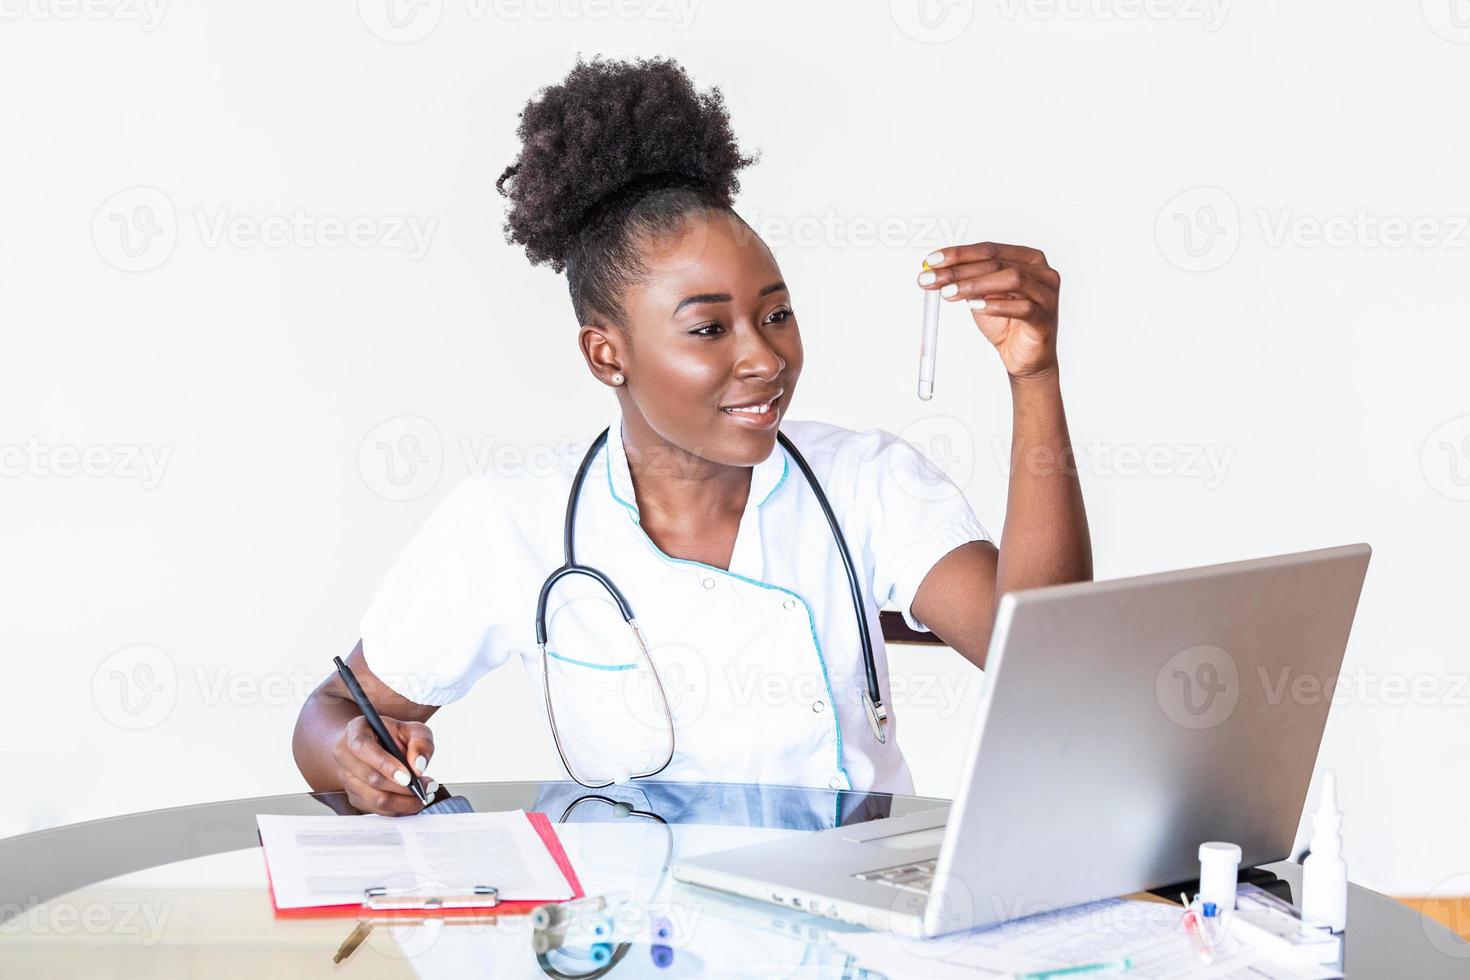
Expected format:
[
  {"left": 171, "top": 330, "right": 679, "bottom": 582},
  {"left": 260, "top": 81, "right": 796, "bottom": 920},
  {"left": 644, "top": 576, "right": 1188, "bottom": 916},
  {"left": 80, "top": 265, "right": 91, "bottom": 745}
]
[
  {"left": 832, "top": 897, "right": 1343, "bottom": 980},
  {"left": 256, "top": 810, "right": 573, "bottom": 909}
]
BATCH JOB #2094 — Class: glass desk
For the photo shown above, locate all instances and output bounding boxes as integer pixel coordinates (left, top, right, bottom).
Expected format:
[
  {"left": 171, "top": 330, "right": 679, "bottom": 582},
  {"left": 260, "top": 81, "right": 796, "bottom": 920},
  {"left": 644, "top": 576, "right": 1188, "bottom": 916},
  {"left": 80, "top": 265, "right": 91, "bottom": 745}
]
[{"left": 1, "top": 780, "right": 1465, "bottom": 977}]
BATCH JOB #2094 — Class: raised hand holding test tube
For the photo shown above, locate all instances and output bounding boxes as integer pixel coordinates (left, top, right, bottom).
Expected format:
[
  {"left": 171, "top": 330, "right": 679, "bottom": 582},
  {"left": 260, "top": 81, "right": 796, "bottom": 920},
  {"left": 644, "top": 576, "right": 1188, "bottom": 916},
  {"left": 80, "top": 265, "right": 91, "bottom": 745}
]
[{"left": 916, "top": 242, "right": 1063, "bottom": 393}]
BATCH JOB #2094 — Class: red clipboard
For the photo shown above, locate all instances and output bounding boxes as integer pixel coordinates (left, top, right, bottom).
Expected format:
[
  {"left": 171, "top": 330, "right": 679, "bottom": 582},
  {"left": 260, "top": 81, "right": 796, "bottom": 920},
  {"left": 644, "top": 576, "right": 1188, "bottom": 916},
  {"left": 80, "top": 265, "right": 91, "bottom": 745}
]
[{"left": 263, "top": 811, "right": 585, "bottom": 919}]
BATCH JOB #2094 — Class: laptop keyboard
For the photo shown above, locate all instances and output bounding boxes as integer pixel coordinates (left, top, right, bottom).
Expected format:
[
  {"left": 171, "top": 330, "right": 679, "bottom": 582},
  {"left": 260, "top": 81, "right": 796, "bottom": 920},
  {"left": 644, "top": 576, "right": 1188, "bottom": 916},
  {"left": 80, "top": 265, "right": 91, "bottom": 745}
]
[{"left": 853, "top": 857, "right": 937, "bottom": 894}]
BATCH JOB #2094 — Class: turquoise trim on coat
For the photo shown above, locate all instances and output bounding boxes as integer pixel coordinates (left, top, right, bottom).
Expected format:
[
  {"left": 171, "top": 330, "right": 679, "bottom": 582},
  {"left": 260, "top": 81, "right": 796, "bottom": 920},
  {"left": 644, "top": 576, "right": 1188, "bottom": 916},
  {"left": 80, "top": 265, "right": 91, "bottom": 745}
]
[
  {"left": 545, "top": 649, "right": 638, "bottom": 671},
  {"left": 757, "top": 454, "right": 790, "bottom": 506}
]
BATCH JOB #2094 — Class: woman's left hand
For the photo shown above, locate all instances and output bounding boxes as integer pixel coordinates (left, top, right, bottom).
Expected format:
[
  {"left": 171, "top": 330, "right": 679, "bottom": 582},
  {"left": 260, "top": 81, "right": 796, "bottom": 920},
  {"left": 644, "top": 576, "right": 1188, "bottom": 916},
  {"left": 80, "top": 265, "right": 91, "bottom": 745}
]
[{"left": 918, "top": 242, "right": 1061, "bottom": 381}]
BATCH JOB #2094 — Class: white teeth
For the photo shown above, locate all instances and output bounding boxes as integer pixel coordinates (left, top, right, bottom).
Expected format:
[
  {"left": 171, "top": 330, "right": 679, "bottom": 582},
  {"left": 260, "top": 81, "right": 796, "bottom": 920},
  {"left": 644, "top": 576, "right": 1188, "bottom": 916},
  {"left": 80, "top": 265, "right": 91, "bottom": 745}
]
[{"left": 725, "top": 401, "right": 772, "bottom": 415}]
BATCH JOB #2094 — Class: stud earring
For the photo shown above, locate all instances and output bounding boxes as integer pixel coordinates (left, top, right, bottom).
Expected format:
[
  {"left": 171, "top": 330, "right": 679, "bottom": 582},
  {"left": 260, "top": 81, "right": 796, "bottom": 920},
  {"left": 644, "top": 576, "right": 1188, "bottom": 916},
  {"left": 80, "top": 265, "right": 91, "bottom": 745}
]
[{"left": 612, "top": 373, "right": 625, "bottom": 386}]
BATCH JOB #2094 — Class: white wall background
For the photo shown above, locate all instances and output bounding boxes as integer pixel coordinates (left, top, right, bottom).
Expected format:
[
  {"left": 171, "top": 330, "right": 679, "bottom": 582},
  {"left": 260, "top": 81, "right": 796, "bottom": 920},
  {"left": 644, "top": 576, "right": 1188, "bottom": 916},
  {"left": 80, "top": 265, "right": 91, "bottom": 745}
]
[{"left": 3, "top": 1, "right": 1468, "bottom": 897}]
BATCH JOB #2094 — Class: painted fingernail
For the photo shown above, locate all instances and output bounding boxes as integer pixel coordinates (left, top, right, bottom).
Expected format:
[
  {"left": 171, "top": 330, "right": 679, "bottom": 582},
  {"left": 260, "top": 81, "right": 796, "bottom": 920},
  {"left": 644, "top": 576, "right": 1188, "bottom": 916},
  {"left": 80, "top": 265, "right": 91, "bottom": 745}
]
[
  {"left": 918, "top": 271, "right": 936, "bottom": 286},
  {"left": 427, "top": 780, "right": 440, "bottom": 795},
  {"left": 393, "top": 769, "right": 410, "bottom": 786},
  {"left": 414, "top": 755, "right": 428, "bottom": 774},
  {"left": 941, "top": 283, "right": 959, "bottom": 298},
  {"left": 968, "top": 299, "right": 987, "bottom": 310},
  {"left": 926, "top": 251, "right": 944, "bottom": 265}
]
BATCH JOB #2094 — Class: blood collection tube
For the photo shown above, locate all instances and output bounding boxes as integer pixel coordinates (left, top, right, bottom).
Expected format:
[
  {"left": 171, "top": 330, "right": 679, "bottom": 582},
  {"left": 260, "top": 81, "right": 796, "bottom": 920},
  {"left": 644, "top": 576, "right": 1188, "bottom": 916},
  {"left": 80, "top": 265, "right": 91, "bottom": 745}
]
[{"left": 918, "top": 259, "right": 941, "bottom": 400}]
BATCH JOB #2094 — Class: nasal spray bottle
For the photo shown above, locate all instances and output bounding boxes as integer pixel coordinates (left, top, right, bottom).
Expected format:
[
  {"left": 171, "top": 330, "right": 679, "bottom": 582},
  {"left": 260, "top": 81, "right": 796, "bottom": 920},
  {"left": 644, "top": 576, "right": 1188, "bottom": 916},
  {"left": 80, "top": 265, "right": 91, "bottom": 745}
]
[{"left": 1302, "top": 770, "right": 1348, "bottom": 932}]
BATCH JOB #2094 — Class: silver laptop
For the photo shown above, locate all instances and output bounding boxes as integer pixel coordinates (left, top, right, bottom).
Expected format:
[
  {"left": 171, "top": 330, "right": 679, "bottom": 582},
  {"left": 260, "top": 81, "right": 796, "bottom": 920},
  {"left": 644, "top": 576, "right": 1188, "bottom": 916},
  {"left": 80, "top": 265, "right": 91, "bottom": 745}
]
[{"left": 672, "top": 544, "right": 1372, "bottom": 937}]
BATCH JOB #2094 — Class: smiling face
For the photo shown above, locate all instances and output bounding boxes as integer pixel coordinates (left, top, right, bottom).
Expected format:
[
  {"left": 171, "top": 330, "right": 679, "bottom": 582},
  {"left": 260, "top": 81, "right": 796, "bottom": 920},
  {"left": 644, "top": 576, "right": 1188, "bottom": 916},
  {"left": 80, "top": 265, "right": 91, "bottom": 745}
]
[{"left": 581, "top": 207, "right": 804, "bottom": 469}]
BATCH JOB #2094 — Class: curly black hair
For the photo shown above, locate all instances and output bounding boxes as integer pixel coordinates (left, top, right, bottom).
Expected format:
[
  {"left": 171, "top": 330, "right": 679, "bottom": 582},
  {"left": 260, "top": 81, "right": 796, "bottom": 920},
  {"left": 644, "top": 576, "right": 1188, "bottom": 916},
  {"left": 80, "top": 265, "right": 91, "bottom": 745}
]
[{"left": 495, "top": 55, "right": 760, "bottom": 327}]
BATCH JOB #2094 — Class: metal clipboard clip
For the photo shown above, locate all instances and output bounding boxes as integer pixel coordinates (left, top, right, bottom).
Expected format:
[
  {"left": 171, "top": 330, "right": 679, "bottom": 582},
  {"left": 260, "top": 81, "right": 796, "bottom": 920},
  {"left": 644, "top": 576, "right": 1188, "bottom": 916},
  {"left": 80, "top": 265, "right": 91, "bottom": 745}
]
[{"left": 362, "top": 884, "right": 500, "bottom": 911}]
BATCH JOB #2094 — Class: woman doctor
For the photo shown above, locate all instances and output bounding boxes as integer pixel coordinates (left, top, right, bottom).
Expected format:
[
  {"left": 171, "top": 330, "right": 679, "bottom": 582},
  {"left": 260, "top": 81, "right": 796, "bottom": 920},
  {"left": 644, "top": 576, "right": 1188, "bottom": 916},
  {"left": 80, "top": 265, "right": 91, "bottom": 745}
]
[{"left": 292, "top": 56, "right": 1092, "bottom": 816}]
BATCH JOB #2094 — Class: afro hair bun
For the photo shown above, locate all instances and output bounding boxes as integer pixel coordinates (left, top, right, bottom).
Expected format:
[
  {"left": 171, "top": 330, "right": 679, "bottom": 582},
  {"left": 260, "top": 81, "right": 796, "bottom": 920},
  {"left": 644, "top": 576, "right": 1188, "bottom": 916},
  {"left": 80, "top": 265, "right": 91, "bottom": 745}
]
[{"left": 496, "top": 55, "right": 759, "bottom": 273}]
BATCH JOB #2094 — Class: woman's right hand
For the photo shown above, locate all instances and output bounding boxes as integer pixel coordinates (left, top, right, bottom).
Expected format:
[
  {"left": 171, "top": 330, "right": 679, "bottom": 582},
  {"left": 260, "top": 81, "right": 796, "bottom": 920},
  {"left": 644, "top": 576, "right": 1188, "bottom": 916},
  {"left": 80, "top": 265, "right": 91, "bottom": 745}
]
[{"left": 332, "top": 714, "right": 438, "bottom": 816}]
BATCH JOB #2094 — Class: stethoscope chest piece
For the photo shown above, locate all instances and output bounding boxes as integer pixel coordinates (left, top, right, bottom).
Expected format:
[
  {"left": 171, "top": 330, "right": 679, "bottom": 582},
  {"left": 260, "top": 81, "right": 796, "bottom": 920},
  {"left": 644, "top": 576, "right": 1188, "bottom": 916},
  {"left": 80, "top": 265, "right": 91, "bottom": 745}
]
[{"left": 864, "top": 694, "right": 888, "bottom": 744}]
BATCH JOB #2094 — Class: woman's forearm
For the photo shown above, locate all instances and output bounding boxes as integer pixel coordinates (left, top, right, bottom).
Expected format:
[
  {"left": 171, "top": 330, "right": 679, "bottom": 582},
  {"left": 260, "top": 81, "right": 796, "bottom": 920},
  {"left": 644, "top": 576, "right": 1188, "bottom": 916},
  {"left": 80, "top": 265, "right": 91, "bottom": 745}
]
[
  {"left": 995, "top": 366, "right": 1093, "bottom": 598},
  {"left": 292, "top": 643, "right": 441, "bottom": 806},
  {"left": 291, "top": 687, "right": 361, "bottom": 792}
]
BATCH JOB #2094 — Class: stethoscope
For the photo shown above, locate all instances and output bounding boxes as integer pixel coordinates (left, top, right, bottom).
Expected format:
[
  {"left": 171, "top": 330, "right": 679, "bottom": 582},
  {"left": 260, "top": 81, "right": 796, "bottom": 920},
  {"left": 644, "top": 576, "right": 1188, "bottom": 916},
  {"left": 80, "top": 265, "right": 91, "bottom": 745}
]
[
  {"left": 533, "top": 793, "right": 675, "bottom": 979},
  {"left": 534, "top": 791, "right": 880, "bottom": 980},
  {"left": 534, "top": 425, "right": 888, "bottom": 789}
]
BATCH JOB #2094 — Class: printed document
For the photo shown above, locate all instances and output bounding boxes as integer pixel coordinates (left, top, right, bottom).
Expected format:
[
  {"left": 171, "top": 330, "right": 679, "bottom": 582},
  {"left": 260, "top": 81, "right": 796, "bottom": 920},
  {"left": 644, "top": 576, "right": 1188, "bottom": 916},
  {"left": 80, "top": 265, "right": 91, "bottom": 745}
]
[{"left": 256, "top": 810, "right": 573, "bottom": 909}]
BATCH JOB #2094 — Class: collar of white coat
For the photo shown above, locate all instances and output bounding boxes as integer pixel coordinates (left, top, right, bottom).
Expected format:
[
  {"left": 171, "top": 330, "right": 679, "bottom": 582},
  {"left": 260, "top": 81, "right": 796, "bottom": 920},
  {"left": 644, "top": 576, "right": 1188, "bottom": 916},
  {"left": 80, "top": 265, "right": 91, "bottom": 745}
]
[{"left": 603, "top": 408, "right": 791, "bottom": 523}]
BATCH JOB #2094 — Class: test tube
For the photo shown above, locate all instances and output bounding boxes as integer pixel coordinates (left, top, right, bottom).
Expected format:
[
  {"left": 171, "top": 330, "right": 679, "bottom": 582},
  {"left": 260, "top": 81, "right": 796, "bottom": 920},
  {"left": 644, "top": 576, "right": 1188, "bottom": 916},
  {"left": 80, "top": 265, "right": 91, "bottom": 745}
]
[
  {"left": 917, "top": 260, "right": 940, "bottom": 400},
  {"left": 531, "top": 892, "right": 622, "bottom": 931}
]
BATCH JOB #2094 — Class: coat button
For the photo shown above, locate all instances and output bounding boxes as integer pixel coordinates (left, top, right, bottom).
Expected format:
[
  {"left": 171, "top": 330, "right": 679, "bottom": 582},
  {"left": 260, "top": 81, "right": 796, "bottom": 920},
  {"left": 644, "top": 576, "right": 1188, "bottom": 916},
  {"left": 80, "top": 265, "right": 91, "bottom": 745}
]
[
  {"left": 812, "top": 700, "right": 826, "bottom": 713},
  {"left": 702, "top": 577, "right": 716, "bottom": 590},
  {"left": 827, "top": 775, "right": 844, "bottom": 790},
  {"left": 782, "top": 598, "right": 796, "bottom": 610}
]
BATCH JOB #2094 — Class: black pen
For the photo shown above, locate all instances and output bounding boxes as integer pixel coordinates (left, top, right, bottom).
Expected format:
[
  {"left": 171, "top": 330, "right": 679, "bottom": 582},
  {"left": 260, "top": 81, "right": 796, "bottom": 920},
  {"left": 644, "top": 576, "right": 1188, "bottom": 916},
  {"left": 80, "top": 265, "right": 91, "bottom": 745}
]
[{"left": 333, "top": 656, "right": 430, "bottom": 806}]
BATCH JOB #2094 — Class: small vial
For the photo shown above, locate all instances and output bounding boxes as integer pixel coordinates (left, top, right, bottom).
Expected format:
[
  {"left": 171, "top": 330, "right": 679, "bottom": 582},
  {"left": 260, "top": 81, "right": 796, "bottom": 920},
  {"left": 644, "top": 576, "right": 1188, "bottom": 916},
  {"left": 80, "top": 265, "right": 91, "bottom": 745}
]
[
  {"left": 530, "top": 892, "right": 621, "bottom": 931},
  {"left": 917, "top": 260, "right": 941, "bottom": 400},
  {"left": 1198, "top": 841, "right": 1242, "bottom": 911}
]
